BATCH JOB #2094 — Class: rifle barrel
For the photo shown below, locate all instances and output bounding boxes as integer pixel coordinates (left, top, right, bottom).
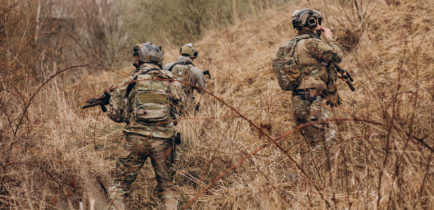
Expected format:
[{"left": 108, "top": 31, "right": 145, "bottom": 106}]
[{"left": 82, "top": 104, "right": 98, "bottom": 109}]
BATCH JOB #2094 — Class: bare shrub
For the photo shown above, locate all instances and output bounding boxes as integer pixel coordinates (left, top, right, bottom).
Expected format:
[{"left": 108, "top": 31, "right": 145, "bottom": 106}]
[{"left": 322, "top": 0, "right": 376, "bottom": 51}]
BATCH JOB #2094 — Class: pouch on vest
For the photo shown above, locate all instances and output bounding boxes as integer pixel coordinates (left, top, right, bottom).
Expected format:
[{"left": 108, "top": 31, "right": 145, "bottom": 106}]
[
  {"left": 172, "top": 65, "right": 193, "bottom": 95},
  {"left": 172, "top": 65, "right": 191, "bottom": 81},
  {"left": 133, "top": 74, "right": 171, "bottom": 123}
]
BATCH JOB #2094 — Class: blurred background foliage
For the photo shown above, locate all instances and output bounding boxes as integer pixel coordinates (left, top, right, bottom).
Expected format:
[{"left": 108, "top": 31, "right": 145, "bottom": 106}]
[
  {"left": 126, "top": 0, "right": 292, "bottom": 46},
  {"left": 0, "top": 0, "right": 293, "bottom": 86},
  {"left": 27, "top": 0, "right": 292, "bottom": 66}
]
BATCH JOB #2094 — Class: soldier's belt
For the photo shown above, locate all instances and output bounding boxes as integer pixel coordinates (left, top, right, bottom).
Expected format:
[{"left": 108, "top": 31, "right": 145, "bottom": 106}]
[{"left": 293, "top": 88, "right": 317, "bottom": 102}]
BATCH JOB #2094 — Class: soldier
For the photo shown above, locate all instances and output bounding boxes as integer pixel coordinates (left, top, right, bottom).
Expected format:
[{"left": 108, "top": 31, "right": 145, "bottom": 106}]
[
  {"left": 163, "top": 43, "right": 207, "bottom": 112},
  {"left": 106, "top": 42, "right": 184, "bottom": 210},
  {"left": 273, "top": 8, "right": 343, "bottom": 148}
]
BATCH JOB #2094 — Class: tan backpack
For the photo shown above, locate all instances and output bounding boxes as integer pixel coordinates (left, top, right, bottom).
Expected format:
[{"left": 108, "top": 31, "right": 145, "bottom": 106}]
[{"left": 272, "top": 35, "right": 310, "bottom": 91}]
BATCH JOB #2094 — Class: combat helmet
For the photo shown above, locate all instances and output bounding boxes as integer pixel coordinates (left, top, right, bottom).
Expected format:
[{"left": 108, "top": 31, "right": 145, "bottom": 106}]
[
  {"left": 133, "top": 42, "right": 163, "bottom": 67},
  {"left": 180, "top": 43, "right": 198, "bottom": 59},
  {"left": 291, "top": 8, "right": 322, "bottom": 30}
]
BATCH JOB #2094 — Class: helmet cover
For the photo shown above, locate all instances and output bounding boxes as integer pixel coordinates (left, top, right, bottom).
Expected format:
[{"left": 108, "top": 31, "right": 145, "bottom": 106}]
[
  {"left": 133, "top": 42, "right": 164, "bottom": 66},
  {"left": 180, "top": 43, "right": 198, "bottom": 59}
]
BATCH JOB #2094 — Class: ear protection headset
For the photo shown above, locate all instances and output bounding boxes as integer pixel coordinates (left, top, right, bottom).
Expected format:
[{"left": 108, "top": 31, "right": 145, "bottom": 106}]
[{"left": 292, "top": 9, "right": 323, "bottom": 29}]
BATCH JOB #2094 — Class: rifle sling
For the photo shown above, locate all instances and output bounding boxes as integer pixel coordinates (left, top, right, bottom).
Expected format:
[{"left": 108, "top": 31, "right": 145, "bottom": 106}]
[{"left": 168, "top": 60, "right": 194, "bottom": 71}]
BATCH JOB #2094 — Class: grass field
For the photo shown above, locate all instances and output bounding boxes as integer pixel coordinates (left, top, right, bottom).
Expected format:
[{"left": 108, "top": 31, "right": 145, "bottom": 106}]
[{"left": 0, "top": 0, "right": 432, "bottom": 209}]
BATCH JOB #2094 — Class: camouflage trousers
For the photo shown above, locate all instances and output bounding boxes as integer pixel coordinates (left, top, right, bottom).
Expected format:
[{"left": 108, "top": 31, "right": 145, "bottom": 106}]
[
  {"left": 292, "top": 95, "right": 336, "bottom": 147},
  {"left": 292, "top": 95, "right": 337, "bottom": 183},
  {"left": 109, "top": 134, "right": 177, "bottom": 210}
]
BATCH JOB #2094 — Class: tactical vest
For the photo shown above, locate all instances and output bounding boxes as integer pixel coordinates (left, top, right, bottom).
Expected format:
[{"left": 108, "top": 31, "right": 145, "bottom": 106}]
[
  {"left": 128, "top": 70, "right": 172, "bottom": 124},
  {"left": 273, "top": 34, "right": 311, "bottom": 91}
]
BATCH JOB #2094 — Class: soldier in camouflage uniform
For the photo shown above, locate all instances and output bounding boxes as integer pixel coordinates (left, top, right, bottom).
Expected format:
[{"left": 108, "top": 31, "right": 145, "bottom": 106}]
[
  {"left": 273, "top": 8, "right": 343, "bottom": 148},
  {"left": 163, "top": 43, "right": 207, "bottom": 112},
  {"left": 106, "top": 42, "right": 185, "bottom": 210}
]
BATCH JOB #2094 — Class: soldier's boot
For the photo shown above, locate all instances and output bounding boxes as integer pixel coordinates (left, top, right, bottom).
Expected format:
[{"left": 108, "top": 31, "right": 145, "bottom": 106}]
[
  {"left": 108, "top": 185, "right": 126, "bottom": 210},
  {"left": 162, "top": 192, "right": 178, "bottom": 210}
]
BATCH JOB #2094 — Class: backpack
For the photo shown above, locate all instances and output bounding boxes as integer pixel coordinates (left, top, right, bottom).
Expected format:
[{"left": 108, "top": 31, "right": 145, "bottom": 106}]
[
  {"left": 171, "top": 64, "right": 194, "bottom": 95},
  {"left": 129, "top": 70, "right": 172, "bottom": 124},
  {"left": 272, "top": 35, "right": 310, "bottom": 91}
]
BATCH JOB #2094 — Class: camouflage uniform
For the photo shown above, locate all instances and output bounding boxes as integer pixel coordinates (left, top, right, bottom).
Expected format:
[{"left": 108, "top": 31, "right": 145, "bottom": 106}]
[
  {"left": 164, "top": 56, "right": 207, "bottom": 110},
  {"left": 164, "top": 42, "right": 207, "bottom": 113},
  {"left": 107, "top": 62, "right": 184, "bottom": 210},
  {"left": 274, "top": 30, "right": 342, "bottom": 147}
]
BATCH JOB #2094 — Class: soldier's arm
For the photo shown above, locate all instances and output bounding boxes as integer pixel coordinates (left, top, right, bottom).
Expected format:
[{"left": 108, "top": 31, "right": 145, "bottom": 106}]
[
  {"left": 304, "top": 38, "right": 342, "bottom": 64},
  {"left": 190, "top": 67, "right": 207, "bottom": 92},
  {"left": 168, "top": 81, "right": 186, "bottom": 120}
]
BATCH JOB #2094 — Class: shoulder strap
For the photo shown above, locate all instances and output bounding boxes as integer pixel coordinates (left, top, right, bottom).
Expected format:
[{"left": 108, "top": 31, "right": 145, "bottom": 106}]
[
  {"left": 125, "top": 68, "right": 161, "bottom": 98},
  {"left": 125, "top": 75, "right": 138, "bottom": 98},
  {"left": 168, "top": 60, "right": 194, "bottom": 71},
  {"left": 291, "top": 34, "right": 311, "bottom": 65},
  {"left": 168, "top": 63, "right": 177, "bottom": 71}
]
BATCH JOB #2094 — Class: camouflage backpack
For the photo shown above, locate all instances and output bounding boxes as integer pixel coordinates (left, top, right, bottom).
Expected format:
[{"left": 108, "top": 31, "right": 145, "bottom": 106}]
[
  {"left": 129, "top": 70, "right": 172, "bottom": 124},
  {"left": 272, "top": 34, "right": 310, "bottom": 91},
  {"left": 171, "top": 64, "right": 194, "bottom": 95}
]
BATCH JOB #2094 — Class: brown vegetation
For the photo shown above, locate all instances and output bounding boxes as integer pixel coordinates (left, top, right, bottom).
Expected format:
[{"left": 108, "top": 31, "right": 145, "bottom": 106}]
[{"left": 0, "top": 0, "right": 432, "bottom": 209}]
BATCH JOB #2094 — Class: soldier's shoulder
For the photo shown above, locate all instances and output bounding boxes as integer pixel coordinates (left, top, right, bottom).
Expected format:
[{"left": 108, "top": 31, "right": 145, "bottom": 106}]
[
  {"left": 278, "top": 40, "right": 295, "bottom": 49},
  {"left": 190, "top": 66, "right": 202, "bottom": 74},
  {"left": 163, "top": 62, "right": 175, "bottom": 70},
  {"left": 303, "top": 37, "right": 327, "bottom": 49},
  {"left": 160, "top": 69, "right": 174, "bottom": 78},
  {"left": 278, "top": 35, "right": 310, "bottom": 48}
]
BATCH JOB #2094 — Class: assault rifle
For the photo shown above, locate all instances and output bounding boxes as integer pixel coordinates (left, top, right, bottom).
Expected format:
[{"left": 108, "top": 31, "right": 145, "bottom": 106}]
[
  {"left": 334, "top": 64, "right": 355, "bottom": 91},
  {"left": 82, "top": 91, "right": 111, "bottom": 112}
]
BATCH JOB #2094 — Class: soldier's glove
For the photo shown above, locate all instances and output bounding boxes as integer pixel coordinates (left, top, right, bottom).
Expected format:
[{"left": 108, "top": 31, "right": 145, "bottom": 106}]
[
  {"left": 102, "top": 91, "right": 111, "bottom": 105},
  {"left": 326, "top": 93, "right": 341, "bottom": 107}
]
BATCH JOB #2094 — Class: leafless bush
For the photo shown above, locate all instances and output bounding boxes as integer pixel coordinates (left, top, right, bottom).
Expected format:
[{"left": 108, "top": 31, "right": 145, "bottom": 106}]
[{"left": 322, "top": 0, "right": 376, "bottom": 51}]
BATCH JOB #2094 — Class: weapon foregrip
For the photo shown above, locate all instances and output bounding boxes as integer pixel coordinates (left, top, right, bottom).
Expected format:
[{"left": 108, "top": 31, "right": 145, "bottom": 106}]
[
  {"left": 346, "top": 71, "right": 354, "bottom": 82},
  {"left": 203, "top": 70, "right": 211, "bottom": 79},
  {"left": 100, "top": 105, "right": 107, "bottom": 112}
]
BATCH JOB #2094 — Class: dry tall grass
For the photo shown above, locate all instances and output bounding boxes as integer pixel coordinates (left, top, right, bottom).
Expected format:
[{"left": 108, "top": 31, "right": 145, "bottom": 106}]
[{"left": 1, "top": 0, "right": 433, "bottom": 209}]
